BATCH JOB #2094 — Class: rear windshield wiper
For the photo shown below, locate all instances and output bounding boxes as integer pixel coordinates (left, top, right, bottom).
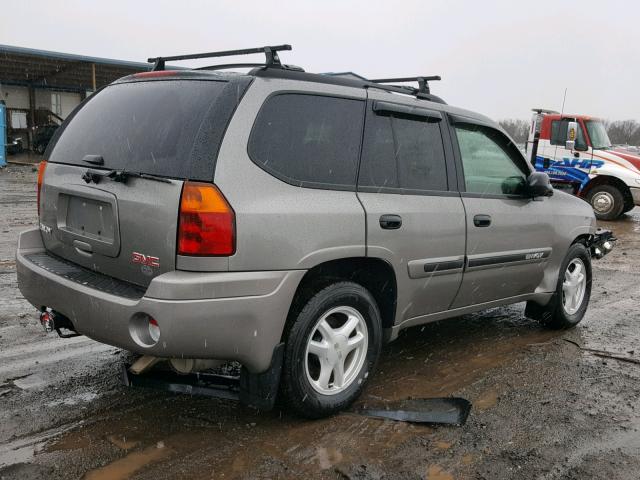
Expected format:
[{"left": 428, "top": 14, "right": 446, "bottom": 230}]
[{"left": 82, "top": 169, "right": 172, "bottom": 185}]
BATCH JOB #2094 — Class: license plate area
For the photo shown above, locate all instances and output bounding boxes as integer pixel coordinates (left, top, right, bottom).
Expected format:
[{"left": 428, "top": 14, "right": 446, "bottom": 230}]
[
  {"left": 55, "top": 186, "right": 121, "bottom": 258},
  {"left": 64, "top": 195, "right": 115, "bottom": 241}
]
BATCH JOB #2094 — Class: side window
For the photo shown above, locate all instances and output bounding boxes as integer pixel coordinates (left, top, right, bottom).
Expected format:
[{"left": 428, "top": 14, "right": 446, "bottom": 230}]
[
  {"left": 455, "top": 125, "right": 528, "bottom": 196},
  {"left": 551, "top": 119, "right": 586, "bottom": 150},
  {"left": 358, "top": 109, "right": 448, "bottom": 192},
  {"left": 248, "top": 93, "right": 364, "bottom": 189}
]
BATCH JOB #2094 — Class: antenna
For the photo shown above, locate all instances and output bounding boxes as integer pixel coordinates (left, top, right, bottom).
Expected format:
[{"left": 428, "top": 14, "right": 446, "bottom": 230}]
[{"left": 560, "top": 87, "right": 568, "bottom": 116}]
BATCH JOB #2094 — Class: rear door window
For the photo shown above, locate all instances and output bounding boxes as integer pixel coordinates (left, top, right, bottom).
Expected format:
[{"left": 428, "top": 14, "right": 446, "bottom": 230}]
[
  {"left": 248, "top": 93, "right": 365, "bottom": 190},
  {"left": 48, "top": 79, "right": 244, "bottom": 181},
  {"left": 358, "top": 107, "right": 449, "bottom": 193}
]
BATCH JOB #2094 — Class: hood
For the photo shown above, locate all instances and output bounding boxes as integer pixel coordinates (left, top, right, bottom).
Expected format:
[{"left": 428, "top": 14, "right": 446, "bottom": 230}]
[
  {"left": 593, "top": 149, "right": 640, "bottom": 175},
  {"left": 610, "top": 149, "right": 640, "bottom": 172}
]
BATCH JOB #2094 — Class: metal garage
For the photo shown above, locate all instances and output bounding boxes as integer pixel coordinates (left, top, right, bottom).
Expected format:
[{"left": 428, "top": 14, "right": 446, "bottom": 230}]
[{"left": 0, "top": 45, "right": 152, "bottom": 152}]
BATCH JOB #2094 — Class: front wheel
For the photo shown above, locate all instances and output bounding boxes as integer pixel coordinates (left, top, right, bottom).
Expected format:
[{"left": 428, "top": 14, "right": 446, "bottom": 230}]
[
  {"left": 280, "top": 281, "right": 382, "bottom": 418},
  {"left": 586, "top": 184, "right": 624, "bottom": 220},
  {"left": 528, "top": 243, "right": 592, "bottom": 329}
]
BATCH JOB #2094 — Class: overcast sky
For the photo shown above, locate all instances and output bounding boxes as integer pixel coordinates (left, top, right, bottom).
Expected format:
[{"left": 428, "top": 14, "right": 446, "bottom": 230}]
[{"left": 2, "top": 0, "right": 638, "bottom": 120}]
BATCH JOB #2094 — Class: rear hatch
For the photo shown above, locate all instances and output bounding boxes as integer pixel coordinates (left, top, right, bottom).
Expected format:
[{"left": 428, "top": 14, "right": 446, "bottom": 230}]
[{"left": 39, "top": 74, "right": 251, "bottom": 287}]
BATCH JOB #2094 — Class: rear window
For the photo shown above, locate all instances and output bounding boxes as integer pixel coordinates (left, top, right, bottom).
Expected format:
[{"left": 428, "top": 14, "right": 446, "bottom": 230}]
[
  {"left": 48, "top": 79, "right": 244, "bottom": 180},
  {"left": 248, "top": 93, "right": 365, "bottom": 190}
]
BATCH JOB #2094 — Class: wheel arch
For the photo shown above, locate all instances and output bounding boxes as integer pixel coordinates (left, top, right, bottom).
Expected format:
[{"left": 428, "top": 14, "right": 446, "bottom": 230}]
[
  {"left": 579, "top": 175, "right": 634, "bottom": 208},
  {"left": 284, "top": 257, "right": 398, "bottom": 340}
]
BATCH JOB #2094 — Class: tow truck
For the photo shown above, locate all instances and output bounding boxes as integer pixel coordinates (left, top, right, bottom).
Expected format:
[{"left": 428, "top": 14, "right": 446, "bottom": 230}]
[{"left": 526, "top": 109, "right": 640, "bottom": 220}]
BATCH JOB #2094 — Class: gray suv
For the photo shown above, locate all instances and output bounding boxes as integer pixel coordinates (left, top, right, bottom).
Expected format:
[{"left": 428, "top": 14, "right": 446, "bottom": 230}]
[{"left": 16, "top": 45, "right": 614, "bottom": 418}]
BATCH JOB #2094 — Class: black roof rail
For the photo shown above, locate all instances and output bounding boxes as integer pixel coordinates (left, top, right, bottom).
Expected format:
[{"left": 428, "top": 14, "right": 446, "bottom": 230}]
[
  {"left": 253, "top": 68, "right": 447, "bottom": 104},
  {"left": 370, "top": 76, "right": 441, "bottom": 95},
  {"left": 196, "top": 62, "right": 305, "bottom": 73},
  {"left": 148, "top": 44, "right": 292, "bottom": 71}
]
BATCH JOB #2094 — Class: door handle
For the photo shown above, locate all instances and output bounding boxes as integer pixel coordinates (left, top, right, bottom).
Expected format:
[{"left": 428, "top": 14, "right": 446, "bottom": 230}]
[
  {"left": 379, "top": 214, "right": 402, "bottom": 230},
  {"left": 473, "top": 214, "right": 491, "bottom": 227}
]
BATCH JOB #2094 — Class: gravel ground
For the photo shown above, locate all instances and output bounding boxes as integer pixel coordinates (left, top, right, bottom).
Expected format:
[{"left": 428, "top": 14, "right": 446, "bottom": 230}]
[{"left": 0, "top": 163, "right": 639, "bottom": 480}]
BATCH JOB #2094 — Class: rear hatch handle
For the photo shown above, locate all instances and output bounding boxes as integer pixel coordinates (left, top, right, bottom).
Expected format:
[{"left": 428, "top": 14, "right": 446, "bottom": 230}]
[{"left": 82, "top": 169, "right": 173, "bottom": 185}]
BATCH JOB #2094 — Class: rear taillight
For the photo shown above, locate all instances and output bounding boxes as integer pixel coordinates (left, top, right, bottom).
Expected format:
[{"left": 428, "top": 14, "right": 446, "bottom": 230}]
[
  {"left": 37, "top": 161, "right": 47, "bottom": 216},
  {"left": 177, "top": 182, "right": 235, "bottom": 256}
]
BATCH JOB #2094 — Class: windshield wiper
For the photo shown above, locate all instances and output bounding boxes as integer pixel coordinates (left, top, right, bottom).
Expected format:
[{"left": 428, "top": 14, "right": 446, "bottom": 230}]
[
  {"left": 82, "top": 169, "right": 172, "bottom": 185},
  {"left": 108, "top": 170, "right": 172, "bottom": 184}
]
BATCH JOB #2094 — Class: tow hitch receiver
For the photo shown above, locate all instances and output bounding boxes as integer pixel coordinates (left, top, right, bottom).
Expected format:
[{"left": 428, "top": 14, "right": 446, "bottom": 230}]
[
  {"left": 39, "top": 308, "right": 81, "bottom": 338},
  {"left": 588, "top": 228, "right": 616, "bottom": 259}
]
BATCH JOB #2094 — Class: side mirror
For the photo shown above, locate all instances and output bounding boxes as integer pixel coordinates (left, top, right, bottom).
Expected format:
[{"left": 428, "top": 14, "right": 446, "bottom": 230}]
[
  {"left": 527, "top": 172, "right": 554, "bottom": 197},
  {"left": 565, "top": 121, "right": 578, "bottom": 150}
]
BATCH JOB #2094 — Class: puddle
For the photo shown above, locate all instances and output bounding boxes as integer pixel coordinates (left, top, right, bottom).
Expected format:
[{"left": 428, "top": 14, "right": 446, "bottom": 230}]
[
  {"left": 107, "top": 435, "right": 140, "bottom": 451},
  {"left": 0, "top": 422, "right": 81, "bottom": 468},
  {"left": 83, "top": 443, "right": 172, "bottom": 480},
  {"left": 426, "top": 464, "right": 454, "bottom": 480},
  {"left": 31, "top": 316, "right": 567, "bottom": 479},
  {"left": 369, "top": 322, "right": 561, "bottom": 401}
]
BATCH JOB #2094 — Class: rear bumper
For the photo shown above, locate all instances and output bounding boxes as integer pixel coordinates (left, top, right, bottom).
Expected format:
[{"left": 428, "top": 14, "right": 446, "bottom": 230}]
[
  {"left": 16, "top": 228, "right": 305, "bottom": 373},
  {"left": 631, "top": 187, "right": 640, "bottom": 206}
]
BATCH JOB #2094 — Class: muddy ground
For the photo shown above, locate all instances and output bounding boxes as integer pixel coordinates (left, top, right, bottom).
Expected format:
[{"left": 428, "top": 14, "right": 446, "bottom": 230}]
[{"left": 0, "top": 163, "right": 638, "bottom": 480}]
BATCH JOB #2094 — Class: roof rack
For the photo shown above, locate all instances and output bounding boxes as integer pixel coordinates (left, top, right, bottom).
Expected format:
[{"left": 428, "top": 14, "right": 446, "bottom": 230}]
[
  {"left": 145, "top": 44, "right": 446, "bottom": 104},
  {"left": 370, "top": 76, "right": 442, "bottom": 95},
  {"left": 147, "top": 44, "right": 292, "bottom": 71}
]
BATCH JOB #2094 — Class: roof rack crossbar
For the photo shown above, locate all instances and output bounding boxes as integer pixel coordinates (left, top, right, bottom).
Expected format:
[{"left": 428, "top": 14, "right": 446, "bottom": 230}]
[
  {"left": 148, "top": 44, "right": 292, "bottom": 71},
  {"left": 370, "top": 75, "right": 441, "bottom": 94},
  {"left": 195, "top": 63, "right": 266, "bottom": 71}
]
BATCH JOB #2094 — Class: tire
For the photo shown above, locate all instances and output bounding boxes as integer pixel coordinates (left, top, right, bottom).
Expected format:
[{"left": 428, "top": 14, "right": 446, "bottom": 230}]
[
  {"left": 528, "top": 243, "right": 592, "bottom": 329},
  {"left": 622, "top": 201, "right": 635, "bottom": 214},
  {"left": 586, "top": 184, "right": 624, "bottom": 220},
  {"left": 280, "top": 281, "right": 382, "bottom": 418}
]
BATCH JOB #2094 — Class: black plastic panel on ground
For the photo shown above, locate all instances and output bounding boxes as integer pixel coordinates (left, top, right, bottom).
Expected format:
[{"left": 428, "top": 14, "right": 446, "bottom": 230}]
[{"left": 25, "top": 252, "right": 145, "bottom": 300}]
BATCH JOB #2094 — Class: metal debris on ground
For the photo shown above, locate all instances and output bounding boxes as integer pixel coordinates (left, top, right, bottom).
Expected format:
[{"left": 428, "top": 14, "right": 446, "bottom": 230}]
[{"left": 353, "top": 397, "right": 472, "bottom": 425}]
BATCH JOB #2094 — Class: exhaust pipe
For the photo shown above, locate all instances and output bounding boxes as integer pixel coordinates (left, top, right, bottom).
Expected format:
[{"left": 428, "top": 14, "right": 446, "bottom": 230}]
[
  {"left": 39, "top": 308, "right": 81, "bottom": 338},
  {"left": 169, "top": 358, "right": 224, "bottom": 374}
]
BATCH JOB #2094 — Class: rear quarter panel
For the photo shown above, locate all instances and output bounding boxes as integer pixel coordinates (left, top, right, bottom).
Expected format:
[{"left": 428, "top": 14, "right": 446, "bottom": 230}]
[{"left": 214, "top": 78, "right": 367, "bottom": 271}]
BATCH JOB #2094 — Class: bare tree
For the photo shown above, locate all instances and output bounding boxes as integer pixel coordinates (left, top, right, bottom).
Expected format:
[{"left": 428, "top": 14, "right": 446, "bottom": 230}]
[
  {"left": 606, "top": 120, "right": 640, "bottom": 146},
  {"left": 498, "top": 119, "right": 530, "bottom": 144}
]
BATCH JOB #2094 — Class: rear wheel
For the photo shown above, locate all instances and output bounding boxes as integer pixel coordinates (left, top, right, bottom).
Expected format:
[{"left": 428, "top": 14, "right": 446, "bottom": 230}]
[
  {"left": 586, "top": 184, "right": 624, "bottom": 220},
  {"left": 280, "top": 281, "right": 382, "bottom": 418},
  {"left": 527, "top": 243, "right": 592, "bottom": 329}
]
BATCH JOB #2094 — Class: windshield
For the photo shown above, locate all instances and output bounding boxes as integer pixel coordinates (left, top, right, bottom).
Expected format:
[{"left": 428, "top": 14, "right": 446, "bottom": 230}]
[{"left": 585, "top": 120, "right": 612, "bottom": 150}]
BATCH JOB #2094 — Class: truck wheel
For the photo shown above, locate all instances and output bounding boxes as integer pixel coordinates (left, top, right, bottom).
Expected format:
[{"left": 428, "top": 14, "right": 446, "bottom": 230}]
[
  {"left": 586, "top": 185, "right": 624, "bottom": 220},
  {"left": 622, "top": 201, "right": 635, "bottom": 214},
  {"left": 527, "top": 243, "right": 592, "bottom": 329},
  {"left": 280, "top": 281, "right": 382, "bottom": 418}
]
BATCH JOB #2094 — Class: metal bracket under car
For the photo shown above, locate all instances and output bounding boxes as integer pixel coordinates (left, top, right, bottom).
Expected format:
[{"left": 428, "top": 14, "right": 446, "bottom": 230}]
[
  {"left": 121, "top": 343, "right": 284, "bottom": 411},
  {"left": 587, "top": 228, "right": 616, "bottom": 259}
]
